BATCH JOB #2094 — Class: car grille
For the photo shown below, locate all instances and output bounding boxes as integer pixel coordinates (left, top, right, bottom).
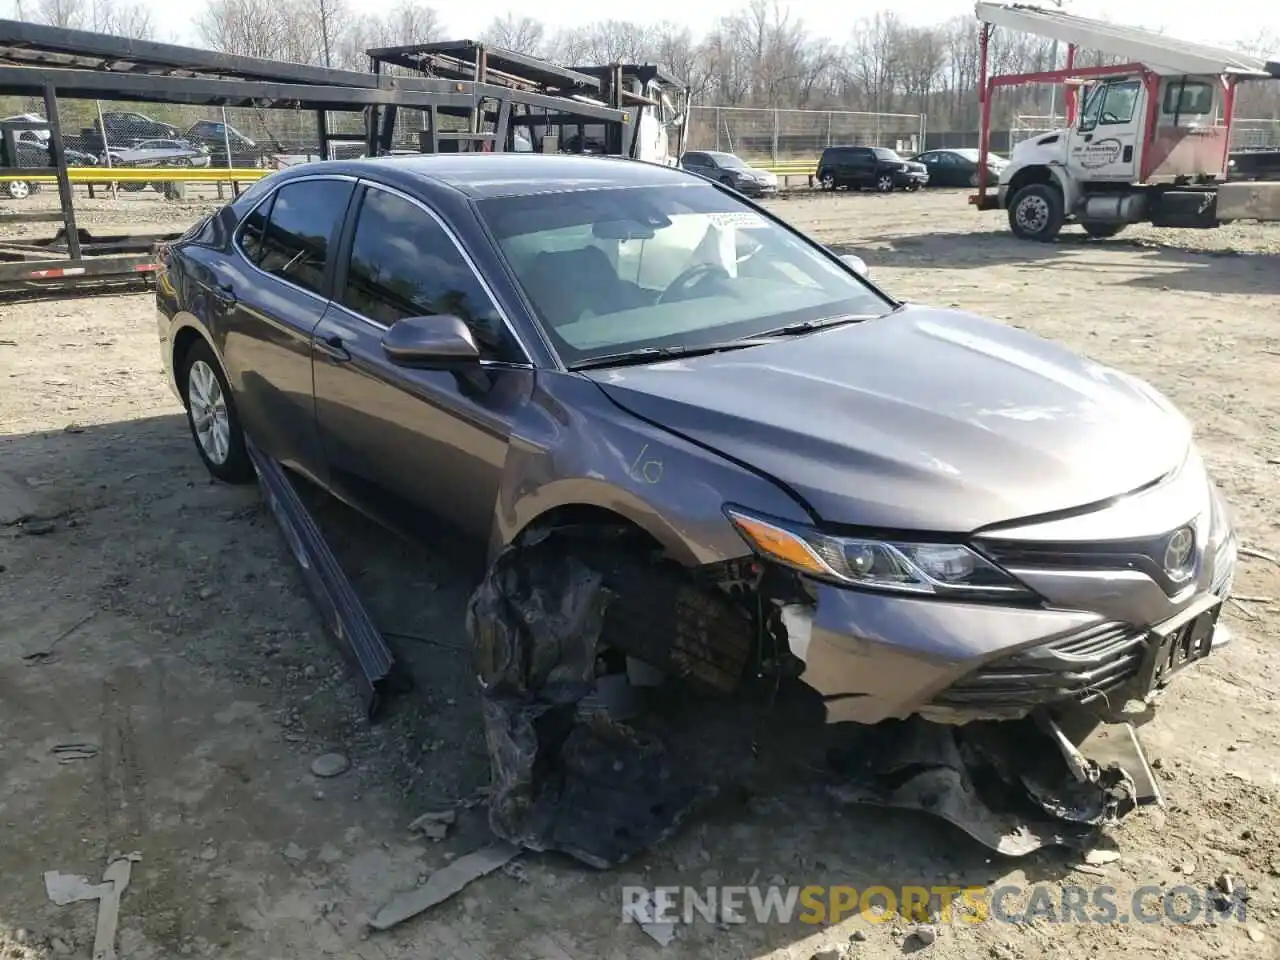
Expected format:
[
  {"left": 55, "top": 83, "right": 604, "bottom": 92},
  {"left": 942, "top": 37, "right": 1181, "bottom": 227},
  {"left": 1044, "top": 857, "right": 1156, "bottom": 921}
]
[
  {"left": 977, "top": 529, "right": 1197, "bottom": 597},
  {"left": 931, "top": 621, "right": 1148, "bottom": 714}
]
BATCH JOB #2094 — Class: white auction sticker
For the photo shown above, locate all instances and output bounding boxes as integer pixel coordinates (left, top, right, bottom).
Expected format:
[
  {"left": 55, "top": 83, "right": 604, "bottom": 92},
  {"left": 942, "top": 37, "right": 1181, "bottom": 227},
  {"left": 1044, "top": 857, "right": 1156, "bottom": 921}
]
[{"left": 707, "top": 211, "right": 768, "bottom": 229}]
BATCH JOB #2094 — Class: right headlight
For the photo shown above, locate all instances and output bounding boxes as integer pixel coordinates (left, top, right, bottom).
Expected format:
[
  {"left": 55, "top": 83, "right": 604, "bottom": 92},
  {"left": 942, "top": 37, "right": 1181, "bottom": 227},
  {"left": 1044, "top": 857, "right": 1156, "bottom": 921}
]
[{"left": 725, "top": 506, "right": 1034, "bottom": 600}]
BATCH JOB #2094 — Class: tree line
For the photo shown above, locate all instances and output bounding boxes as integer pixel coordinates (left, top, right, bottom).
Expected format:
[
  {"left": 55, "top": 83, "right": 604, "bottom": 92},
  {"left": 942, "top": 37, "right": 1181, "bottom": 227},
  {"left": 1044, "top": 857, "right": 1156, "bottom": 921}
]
[{"left": 11, "top": 0, "right": 1280, "bottom": 131}]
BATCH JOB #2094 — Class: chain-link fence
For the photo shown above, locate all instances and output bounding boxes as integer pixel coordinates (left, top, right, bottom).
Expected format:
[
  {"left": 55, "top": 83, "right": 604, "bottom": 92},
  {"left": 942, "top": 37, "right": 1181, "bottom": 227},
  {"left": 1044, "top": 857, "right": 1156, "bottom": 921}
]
[
  {"left": 687, "top": 106, "right": 926, "bottom": 163},
  {"left": 0, "top": 93, "right": 480, "bottom": 201},
  {"left": 1007, "top": 114, "right": 1064, "bottom": 154},
  {"left": 1231, "top": 118, "right": 1280, "bottom": 152}
]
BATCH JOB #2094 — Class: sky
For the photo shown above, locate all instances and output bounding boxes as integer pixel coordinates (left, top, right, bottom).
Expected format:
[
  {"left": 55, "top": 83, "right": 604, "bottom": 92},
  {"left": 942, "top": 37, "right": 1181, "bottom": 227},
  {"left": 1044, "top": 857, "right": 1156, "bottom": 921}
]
[{"left": 10, "top": 0, "right": 1280, "bottom": 54}]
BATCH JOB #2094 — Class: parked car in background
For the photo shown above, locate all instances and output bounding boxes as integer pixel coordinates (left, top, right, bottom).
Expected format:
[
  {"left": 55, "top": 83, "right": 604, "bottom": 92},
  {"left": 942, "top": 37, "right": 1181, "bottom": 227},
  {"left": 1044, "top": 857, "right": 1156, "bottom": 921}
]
[
  {"left": 96, "top": 111, "right": 183, "bottom": 144},
  {"left": 1, "top": 112, "right": 50, "bottom": 145},
  {"left": 816, "top": 146, "right": 928, "bottom": 192},
  {"left": 2, "top": 140, "right": 99, "bottom": 200},
  {"left": 184, "top": 120, "right": 265, "bottom": 168},
  {"left": 680, "top": 151, "right": 778, "bottom": 196},
  {"left": 106, "top": 138, "right": 211, "bottom": 168},
  {"left": 157, "top": 153, "right": 1236, "bottom": 731},
  {"left": 910, "top": 148, "right": 1009, "bottom": 188}
]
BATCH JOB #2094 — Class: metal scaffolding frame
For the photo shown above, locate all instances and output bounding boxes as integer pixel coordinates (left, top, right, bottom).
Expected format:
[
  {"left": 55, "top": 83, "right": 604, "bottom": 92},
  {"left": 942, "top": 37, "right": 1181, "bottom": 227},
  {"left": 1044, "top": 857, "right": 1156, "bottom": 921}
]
[{"left": 0, "top": 18, "right": 637, "bottom": 293}]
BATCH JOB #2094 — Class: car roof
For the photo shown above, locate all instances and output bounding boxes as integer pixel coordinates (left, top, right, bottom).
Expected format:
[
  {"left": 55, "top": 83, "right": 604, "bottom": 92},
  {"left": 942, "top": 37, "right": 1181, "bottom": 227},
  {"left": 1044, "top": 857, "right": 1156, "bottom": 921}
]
[{"left": 267, "top": 153, "right": 703, "bottom": 200}]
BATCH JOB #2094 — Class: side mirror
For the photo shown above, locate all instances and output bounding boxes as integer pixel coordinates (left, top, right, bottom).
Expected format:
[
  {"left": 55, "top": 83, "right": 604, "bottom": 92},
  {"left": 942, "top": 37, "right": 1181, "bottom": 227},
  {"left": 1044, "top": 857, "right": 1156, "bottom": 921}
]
[
  {"left": 381, "top": 314, "right": 480, "bottom": 368},
  {"left": 838, "top": 253, "right": 870, "bottom": 278}
]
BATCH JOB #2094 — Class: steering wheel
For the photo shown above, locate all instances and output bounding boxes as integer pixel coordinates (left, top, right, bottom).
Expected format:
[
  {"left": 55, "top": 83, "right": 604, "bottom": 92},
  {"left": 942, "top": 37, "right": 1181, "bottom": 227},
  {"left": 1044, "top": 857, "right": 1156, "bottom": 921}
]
[{"left": 657, "top": 262, "right": 731, "bottom": 304}]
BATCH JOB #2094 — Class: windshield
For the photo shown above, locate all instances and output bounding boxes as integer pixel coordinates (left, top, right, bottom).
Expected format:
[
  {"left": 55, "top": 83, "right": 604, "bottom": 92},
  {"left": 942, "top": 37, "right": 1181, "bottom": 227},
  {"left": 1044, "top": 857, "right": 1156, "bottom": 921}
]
[
  {"left": 479, "top": 184, "right": 892, "bottom": 366},
  {"left": 874, "top": 148, "right": 902, "bottom": 161},
  {"left": 708, "top": 152, "right": 750, "bottom": 169}
]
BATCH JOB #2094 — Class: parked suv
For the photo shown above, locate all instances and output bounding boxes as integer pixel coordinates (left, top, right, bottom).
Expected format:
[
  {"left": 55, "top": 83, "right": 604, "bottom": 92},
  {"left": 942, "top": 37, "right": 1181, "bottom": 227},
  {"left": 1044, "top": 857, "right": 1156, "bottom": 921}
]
[{"left": 817, "top": 146, "right": 928, "bottom": 192}]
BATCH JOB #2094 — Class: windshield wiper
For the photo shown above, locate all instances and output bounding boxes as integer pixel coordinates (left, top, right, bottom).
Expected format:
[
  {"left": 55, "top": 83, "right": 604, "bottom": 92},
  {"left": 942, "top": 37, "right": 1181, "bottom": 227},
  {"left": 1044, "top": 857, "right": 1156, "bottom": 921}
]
[
  {"left": 568, "top": 338, "right": 775, "bottom": 371},
  {"left": 759, "top": 313, "right": 880, "bottom": 338}
]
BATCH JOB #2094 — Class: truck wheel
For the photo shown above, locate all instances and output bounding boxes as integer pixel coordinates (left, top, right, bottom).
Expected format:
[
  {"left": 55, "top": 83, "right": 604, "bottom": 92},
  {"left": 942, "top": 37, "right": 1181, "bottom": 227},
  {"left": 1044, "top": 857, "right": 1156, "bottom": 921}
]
[
  {"left": 1081, "top": 222, "right": 1126, "bottom": 239},
  {"left": 1008, "top": 184, "right": 1064, "bottom": 242}
]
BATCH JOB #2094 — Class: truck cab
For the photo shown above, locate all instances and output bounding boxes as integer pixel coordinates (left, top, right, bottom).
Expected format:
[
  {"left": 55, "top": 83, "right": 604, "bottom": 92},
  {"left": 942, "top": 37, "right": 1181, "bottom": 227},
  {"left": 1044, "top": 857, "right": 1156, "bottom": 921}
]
[{"left": 998, "top": 71, "right": 1233, "bottom": 240}]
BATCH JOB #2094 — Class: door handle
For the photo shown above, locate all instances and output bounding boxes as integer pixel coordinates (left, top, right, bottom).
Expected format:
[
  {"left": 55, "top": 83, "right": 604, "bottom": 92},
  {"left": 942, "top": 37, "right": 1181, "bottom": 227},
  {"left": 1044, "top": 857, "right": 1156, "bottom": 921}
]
[{"left": 315, "top": 334, "right": 350, "bottom": 362}]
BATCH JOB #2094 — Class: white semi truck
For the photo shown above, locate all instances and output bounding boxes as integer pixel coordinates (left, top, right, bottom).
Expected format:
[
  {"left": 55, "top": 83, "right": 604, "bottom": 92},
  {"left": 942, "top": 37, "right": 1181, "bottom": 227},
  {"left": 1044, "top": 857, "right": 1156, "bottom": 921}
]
[{"left": 971, "top": 3, "right": 1280, "bottom": 240}]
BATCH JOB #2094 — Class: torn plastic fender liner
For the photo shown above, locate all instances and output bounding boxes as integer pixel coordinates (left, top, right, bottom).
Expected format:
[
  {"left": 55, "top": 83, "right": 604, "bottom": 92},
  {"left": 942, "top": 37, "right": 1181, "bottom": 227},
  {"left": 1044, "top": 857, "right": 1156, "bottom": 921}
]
[
  {"left": 827, "top": 715, "right": 1138, "bottom": 857},
  {"left": 245, "top": 436, "right": 397, "bottom": 719},
  {"left": 467, "top": 529, "right": 712, "bottom": 869}
]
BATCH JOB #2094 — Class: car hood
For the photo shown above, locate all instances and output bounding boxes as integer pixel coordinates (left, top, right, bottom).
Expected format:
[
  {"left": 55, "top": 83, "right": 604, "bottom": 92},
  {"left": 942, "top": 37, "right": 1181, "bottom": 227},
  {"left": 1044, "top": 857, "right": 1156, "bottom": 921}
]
[{"left": 584, "top": 306, "right": 1191, "bottom": 532}]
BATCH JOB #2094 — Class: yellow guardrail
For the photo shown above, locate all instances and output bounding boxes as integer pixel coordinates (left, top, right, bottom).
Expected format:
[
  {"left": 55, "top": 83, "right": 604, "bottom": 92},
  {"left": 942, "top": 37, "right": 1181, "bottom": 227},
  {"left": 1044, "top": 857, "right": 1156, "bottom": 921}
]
[
  {"left": 15, "top": 166, "right": 272, "bottom": 184},
  {"left": 757, "top": 160, "right": 818, "bottom": 176}
]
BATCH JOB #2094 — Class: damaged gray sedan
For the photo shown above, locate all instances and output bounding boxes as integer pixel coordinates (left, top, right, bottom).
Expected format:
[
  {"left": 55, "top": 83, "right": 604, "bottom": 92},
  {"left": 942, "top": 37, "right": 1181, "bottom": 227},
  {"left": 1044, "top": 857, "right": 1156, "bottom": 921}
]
[{"left": 157, "top": 153, "right": 1237, "bottom": 733}]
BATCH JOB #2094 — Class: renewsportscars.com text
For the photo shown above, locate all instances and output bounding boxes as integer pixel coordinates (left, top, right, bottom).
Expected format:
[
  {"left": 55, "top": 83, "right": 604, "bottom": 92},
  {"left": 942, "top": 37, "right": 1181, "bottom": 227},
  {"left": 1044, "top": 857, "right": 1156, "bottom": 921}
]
[{"left": 622, "top": 884, "right": 1250, "bottom": 926}]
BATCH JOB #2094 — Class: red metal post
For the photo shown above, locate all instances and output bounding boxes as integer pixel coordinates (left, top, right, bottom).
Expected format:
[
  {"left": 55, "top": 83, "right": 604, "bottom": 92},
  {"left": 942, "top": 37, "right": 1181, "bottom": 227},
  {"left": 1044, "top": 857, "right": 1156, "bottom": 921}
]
[
  {"left": 976, "top": 23, "right": 992, "bottom": 200},
  {"left": 1064, "top": 44, "right": 1078, "bottom": 125},
  {"left": 1139, "top": 69, "right": 1161, "bottom": 181},
  {"left": 1221, "top": 75, "right": 1238, "bottom": 175}
]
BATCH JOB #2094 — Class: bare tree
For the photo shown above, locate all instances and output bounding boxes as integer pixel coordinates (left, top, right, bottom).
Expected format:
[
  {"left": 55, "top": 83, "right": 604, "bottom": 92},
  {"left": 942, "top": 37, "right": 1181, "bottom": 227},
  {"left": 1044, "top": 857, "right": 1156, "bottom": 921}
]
[{"left": 482, "top": 13, "right": 546, "bottom": 55}]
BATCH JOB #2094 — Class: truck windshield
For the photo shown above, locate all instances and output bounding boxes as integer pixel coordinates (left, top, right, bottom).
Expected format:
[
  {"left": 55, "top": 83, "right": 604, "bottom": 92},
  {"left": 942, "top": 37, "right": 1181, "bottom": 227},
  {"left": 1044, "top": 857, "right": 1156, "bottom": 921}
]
[{"left": 479, "top": 184, "right": 892, "bottom": 366}]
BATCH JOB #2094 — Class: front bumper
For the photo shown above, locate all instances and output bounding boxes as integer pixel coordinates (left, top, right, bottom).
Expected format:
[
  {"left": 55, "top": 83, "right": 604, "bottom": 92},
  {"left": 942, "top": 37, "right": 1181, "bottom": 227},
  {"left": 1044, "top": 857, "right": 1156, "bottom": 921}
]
[
  {"left": 735, "top": 178, "right": 778, "bottom": 196},
  {"left": 778, "top": 471, "right": 1238, "bottom": 725},
  {"left": 896, "top": 171, "right": 929, "bottom": 187}
]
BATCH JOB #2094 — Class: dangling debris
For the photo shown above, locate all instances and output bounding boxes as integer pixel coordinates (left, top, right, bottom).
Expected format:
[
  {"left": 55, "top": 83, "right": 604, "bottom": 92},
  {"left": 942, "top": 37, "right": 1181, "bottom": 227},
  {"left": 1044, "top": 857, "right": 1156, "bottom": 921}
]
[
  {"left": 826, "top": 715, "right": 1139, "bottom": 856},
  {"left": 466, "top": 529, "right": 716, "bottom": 869}
]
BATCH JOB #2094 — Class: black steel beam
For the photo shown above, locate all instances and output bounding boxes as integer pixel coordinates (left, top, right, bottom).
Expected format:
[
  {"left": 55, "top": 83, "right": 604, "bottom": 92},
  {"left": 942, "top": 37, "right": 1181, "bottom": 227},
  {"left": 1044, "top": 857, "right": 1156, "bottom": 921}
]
[
  {"left": 367, "top": 40, "right": 600, "bottom": 92},
  {"left": 0, "top": 17, "right": 384, "bottom": 87},
  {"left": 41, "top": 85, "right": 79, "bottom": 260},
  {"left": 0, "top": 65, "right": 477, "bottom": 109},
  {"left": 0, "top": 65, "right": 631, "bottom": 127}
]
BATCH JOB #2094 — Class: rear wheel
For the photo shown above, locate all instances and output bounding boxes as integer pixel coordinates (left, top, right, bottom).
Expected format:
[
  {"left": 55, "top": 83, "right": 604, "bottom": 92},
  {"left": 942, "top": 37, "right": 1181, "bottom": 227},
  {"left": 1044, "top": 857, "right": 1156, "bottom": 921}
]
[
  {"left": 4, "top": 179, "right": 31, "bottom": 200},
  {"left": 1008, "top": 183, "right": 1065, "bottom": 242},
  {"left": 179, "top": 338, "right": 254, "bottom": 484},
  {"left": 1081, "top": 222, "right": 1126, "bottom": 239}
]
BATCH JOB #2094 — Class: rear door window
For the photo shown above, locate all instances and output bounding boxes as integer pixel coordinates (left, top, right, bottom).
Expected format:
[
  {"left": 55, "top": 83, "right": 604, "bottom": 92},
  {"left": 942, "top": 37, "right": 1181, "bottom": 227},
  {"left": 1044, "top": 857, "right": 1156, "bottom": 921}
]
[{"left": 255, "top": 178, "right": 354, "bottom": 296}]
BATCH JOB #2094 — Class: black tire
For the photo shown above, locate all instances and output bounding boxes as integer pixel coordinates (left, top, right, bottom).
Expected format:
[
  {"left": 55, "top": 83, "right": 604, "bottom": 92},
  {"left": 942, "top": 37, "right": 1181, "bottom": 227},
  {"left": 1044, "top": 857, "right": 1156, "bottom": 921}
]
[
  {"left": 876, "top": 174, "right": 895, "bottom": 192},
  {"left": 1007, "top": 183, "right": 1065, "bottom": 242},
  {"left": 178, "top": 338, "right": 254, "bottom": 484},
  {"left": 818, "top": 170, "right": 836, "bottom": 191},
  {"left": 1081, "top": 222, "right": 1126, "bottom": 239}
]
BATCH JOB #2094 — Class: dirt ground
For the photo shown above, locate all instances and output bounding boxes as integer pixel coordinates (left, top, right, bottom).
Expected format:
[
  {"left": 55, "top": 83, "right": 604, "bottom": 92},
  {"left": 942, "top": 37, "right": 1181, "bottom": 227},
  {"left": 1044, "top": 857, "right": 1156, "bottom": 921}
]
[{"left": 2, "top": 187, "right": 1279, "bottom": 960}]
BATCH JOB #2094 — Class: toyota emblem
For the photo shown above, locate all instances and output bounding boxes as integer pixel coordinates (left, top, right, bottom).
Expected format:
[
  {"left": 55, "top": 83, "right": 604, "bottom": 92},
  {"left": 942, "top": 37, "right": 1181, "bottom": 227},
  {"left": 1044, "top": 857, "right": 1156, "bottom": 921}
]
[{"left": 1163, "top": 526, "right": 1195, "bottom": 578}]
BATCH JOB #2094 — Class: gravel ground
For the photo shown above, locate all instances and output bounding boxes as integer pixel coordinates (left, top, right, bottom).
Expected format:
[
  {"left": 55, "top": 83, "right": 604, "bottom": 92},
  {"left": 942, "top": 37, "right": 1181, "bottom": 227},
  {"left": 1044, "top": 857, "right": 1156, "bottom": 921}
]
[{"left": 1, "top": 187, "right": 1278, "bottom": 960}]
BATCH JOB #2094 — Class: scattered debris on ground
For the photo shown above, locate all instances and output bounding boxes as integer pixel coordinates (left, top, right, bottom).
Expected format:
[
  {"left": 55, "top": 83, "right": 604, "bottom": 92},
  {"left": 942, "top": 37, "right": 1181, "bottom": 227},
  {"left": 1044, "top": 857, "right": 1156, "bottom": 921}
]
[
  {"left": 408, "top": 808, "right": 456, "bottom": 840},
  {"left": 310, "top": 752, "right": 351, "bottom": 778},
  {"left": 369, "top": 842, "right": 522, "bottom": 931}
]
